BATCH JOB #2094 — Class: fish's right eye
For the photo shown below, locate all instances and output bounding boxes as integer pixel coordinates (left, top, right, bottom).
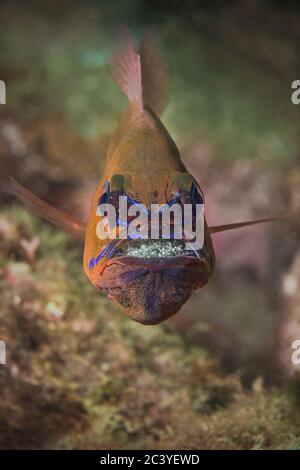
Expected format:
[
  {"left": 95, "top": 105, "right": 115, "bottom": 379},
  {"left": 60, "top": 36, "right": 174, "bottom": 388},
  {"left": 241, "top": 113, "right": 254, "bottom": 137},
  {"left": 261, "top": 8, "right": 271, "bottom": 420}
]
[
  {"left": 110, "top": 174, "right": 124, "bottom": 192},
  {"left": 108, "top": 174, "right": 125, "bottom": 209}
]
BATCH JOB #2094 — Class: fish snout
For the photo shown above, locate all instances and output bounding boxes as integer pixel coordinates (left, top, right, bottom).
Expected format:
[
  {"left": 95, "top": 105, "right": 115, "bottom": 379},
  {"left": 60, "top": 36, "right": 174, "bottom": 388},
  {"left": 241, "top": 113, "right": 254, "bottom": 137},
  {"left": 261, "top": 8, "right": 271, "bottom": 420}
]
[
  {"left": 97, "top": 255, "right": 212, "bottom": 324},
  {"left": 105, "top": 269, "right": 193, "bottom": 325}
]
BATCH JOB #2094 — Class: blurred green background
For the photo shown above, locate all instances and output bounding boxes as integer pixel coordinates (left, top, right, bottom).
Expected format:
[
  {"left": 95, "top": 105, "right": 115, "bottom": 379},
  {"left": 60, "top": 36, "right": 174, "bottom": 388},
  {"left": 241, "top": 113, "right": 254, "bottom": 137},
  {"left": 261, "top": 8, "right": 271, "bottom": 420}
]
[{"left": 1, "top": 0, "right": 300, "bottom": 449}]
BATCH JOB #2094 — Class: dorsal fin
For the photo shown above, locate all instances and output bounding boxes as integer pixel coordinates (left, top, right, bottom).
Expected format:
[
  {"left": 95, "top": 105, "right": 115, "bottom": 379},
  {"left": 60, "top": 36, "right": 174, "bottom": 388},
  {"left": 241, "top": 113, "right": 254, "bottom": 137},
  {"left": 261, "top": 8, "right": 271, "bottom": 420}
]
[
  {"left": 140, "top": 29, "right": 170, "bottom": 116},
  {"left": 110, "top": 28, "right": 169, "bottom": 116},
  {"left": 110, "top": 28, "right": 142, "bottom": 106}
]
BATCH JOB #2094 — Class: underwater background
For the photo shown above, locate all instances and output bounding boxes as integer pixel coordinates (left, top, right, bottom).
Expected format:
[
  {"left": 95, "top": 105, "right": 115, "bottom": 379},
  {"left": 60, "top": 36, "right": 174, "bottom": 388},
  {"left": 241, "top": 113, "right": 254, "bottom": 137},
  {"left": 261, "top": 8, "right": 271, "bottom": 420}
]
[{"left": 0, "top": 0, "right": 300, "bottom": 449}]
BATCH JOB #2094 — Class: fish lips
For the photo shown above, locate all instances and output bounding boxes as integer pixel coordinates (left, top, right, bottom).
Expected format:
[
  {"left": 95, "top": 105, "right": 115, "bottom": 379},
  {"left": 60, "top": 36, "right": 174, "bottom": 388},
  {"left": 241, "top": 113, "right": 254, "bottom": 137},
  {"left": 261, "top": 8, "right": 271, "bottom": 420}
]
[{"left": 97, "top": 255, "right": 212, "bottom": 325}]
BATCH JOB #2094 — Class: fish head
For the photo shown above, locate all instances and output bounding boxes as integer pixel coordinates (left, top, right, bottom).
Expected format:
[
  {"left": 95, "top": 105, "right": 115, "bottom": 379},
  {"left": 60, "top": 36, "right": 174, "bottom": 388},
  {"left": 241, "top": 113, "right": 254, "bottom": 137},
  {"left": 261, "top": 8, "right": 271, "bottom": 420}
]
[{"left": 84, "top": 171, "right": 215, "bottom": 324}]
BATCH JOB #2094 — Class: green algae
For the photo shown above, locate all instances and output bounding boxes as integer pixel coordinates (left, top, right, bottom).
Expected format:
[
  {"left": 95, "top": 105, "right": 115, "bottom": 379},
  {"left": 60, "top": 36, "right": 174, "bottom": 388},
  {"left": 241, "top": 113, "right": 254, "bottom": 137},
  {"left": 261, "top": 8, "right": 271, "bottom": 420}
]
[{"left": 0, "top": 207, "right": 300, "bottom": 449}]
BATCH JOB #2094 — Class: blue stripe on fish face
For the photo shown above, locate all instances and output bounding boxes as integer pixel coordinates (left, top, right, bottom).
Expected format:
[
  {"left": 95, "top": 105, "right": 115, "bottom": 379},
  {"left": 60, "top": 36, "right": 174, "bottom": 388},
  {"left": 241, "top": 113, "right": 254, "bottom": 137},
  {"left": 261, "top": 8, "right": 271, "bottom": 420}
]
[
  {"left": 88, "top": 242, "right": 114, "bottom": 270},
  {"left": 97, "top": 181, "right": 110, "bottom": 206}
]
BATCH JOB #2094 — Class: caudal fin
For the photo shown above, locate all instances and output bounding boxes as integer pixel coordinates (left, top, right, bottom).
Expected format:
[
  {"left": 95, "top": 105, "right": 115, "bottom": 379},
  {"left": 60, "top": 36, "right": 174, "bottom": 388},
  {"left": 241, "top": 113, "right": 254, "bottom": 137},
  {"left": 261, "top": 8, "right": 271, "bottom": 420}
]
[{"left": 110, "top": 28, "right": 169, "bottom": 115}]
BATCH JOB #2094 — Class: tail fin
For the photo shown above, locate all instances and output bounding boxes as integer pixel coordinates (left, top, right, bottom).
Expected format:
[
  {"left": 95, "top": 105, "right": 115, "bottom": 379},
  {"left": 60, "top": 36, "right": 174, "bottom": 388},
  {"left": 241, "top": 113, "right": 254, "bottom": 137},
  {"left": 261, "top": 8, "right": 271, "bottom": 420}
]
[{"left": 110, "top": 28, "right": 169, "bottom": 115}]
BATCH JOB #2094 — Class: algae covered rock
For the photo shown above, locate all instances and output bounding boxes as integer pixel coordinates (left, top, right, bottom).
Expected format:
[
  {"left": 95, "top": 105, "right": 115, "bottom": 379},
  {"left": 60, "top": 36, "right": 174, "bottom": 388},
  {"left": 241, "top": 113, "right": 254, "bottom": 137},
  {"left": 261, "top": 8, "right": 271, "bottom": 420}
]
[{"left": 0, "top": 207, "right": 300, "bottom": 449}]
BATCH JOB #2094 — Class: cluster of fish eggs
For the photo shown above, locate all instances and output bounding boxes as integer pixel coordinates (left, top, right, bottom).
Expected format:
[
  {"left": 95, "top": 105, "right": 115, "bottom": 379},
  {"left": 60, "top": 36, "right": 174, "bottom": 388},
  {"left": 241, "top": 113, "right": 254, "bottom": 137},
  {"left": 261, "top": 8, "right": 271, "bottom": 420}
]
[{"left": 125, "top": 240, "right": 184, "bottom": 258}]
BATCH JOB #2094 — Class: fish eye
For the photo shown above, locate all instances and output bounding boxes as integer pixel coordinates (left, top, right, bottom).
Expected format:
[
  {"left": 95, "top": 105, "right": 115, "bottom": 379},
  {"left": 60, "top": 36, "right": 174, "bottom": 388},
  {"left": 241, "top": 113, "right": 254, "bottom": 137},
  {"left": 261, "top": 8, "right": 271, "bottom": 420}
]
[
  {"left": 168, "top": 181, "right": 204, "bottom": 206},
  {"left": 111, "top": 174, "right": 124, "bottom": 192},
  {"left": 109, "top": 174, "right": 126, "bottom": 209},
  {"left": 98, "top": 174, "right": 126, "bottom": 207},
  {"left": 168, "top": 172, "right": 204, "bottom": 206}
]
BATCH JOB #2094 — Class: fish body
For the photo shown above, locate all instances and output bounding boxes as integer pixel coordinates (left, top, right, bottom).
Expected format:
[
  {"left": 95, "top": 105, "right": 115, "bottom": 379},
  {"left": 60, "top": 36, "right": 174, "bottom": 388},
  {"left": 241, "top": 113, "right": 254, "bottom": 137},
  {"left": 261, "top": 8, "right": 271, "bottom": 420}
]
[
  {"left": 83, "top": 33, "right": 215, "bottom": 323},
  {"left": 9, "top": 30, "right": 283, "bottom": 325}
]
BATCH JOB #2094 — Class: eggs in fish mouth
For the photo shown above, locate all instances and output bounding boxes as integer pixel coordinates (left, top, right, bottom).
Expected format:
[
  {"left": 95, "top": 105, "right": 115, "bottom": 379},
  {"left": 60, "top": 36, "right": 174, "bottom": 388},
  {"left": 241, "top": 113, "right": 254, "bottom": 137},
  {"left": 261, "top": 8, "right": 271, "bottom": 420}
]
[
  {"left": 113, "top": 239, "right": 198, "bottom": 259},
  {"left": 100, "top": 238, "right": 212, "bottom": 325}
]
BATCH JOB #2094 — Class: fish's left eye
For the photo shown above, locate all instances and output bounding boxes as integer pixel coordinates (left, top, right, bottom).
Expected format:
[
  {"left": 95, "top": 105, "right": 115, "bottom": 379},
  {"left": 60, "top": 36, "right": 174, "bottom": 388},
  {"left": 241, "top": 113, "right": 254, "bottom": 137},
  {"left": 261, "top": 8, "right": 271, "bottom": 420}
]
[
  {"left": 168, "top": 173, "right": 204, "bottom": 206},
  {"left": 168, "top": 181, "right": 204, "bottom": 206}
]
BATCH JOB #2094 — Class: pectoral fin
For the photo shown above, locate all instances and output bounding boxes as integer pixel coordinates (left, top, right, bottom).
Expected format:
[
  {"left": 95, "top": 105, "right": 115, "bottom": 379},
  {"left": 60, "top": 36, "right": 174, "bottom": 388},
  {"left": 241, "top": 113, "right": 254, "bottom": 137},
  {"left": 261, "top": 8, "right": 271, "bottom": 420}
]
[
  {"left": 9, "top": 177, "right": 86, "bottom": 239},
  {"left": 209, "top": 216, "right": 283, "bottom": 234}
]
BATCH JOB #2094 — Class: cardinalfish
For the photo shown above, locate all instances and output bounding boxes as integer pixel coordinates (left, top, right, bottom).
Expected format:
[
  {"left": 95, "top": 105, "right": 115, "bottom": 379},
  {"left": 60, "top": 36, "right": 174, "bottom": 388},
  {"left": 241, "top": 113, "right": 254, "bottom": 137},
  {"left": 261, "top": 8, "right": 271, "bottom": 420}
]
[{"left": 10, "top": 30, "right": 282, "bottom": 324}]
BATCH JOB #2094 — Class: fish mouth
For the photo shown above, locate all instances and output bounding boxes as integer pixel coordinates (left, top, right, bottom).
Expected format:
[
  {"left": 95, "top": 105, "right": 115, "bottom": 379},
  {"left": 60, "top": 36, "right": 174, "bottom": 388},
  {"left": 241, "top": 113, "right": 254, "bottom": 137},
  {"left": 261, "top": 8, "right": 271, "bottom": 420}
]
[
  {"left": 98, "top": 238, "right": 212, "bottom": 274},
  {"left": 98, "top": 238, "right": 213, "bottom": 285},
  {"left": 95, "top": 239, "right": 213, "bottom": 325},
  {"left": 108, "top": 239, "right": 203, "bottom": 265}
]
